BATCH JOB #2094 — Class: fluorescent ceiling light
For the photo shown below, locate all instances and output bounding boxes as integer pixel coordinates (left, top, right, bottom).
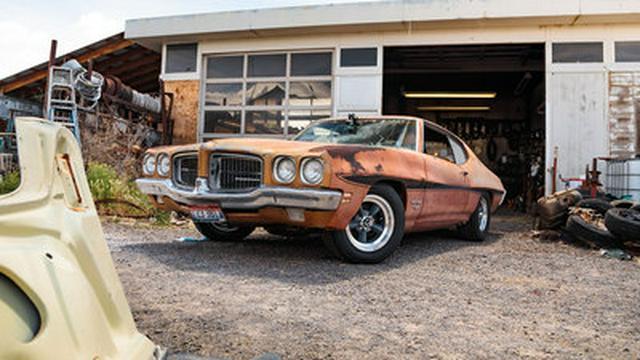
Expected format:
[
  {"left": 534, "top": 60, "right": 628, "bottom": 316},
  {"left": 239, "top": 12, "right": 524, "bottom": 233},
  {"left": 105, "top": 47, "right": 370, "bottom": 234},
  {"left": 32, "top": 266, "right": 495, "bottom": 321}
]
[
  {"left": 404, "top": 91, "right": 497, "bottom": 99},
  {"left": 418, "top": 106, "right": 491, "bottom": 111}
]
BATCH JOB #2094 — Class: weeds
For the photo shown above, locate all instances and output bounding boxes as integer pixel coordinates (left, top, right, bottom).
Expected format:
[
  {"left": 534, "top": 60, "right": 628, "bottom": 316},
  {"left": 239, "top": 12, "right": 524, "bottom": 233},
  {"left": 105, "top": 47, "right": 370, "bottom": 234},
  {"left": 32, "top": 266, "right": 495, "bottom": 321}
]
[
  {"left": 86, "top": 162, "right": 171, "bottom": 225},
  {"left": 0, "top": 171, "right": 20, "bottom": 195},
  {"left": 1, "top": 162, "right": 170, "bottom": 225}
]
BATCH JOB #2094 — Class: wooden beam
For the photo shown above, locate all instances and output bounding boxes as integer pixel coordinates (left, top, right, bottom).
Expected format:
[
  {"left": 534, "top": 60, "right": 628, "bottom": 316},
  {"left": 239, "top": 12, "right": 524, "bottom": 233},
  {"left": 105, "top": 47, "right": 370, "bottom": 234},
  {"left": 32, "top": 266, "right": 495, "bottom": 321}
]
[
  {"left": 125, "top": 72, "right": 160, "bottom": 91},
  {"left": 118, "top": 63, "right": 160, "bottom": 83},
  {"left": 107, "top": 55, "right": 160, "bottom": 78},
  {"left": 1, "top": 39, "right": 134, "bottom": 94}
]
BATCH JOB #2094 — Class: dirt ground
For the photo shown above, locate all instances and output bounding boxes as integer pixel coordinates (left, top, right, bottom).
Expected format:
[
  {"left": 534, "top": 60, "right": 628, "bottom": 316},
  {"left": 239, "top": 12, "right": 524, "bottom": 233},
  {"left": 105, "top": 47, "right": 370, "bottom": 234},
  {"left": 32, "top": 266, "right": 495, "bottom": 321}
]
[{"left": 104, "top": 213, "right": 640, "bottom": 360}]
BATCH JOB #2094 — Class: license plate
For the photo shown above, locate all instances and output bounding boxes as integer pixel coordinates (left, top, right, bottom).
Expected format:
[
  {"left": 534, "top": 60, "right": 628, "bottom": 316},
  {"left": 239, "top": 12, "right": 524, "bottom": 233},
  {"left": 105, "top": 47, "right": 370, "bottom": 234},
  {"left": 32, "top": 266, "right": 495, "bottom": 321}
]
[{"left": 190, "top": 205, "right": 226, "bottom": 223}]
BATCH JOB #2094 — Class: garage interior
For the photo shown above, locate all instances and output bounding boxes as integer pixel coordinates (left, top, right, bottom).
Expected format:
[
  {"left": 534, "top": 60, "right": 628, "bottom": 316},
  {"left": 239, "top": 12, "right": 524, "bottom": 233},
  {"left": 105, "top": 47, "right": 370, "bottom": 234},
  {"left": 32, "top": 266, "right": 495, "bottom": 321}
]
[{"left": 383, "top": 44, "right": 546, "bottom": 211}]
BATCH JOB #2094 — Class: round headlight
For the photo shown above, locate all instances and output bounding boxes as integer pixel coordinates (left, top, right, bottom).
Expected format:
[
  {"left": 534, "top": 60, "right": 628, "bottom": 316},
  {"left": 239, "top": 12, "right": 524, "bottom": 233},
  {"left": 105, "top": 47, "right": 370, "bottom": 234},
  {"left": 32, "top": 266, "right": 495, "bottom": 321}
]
[
  {"left": 273, "top": 156, "right": 296, "bottom": 184},
  {"left": 157, "top": 153, "right": 171, "bottom": 177},
  {"left": 143, "top": 154, "right": 156, "bottom": 175},
  {"left": 301, "top": 158, "right": 324, "bottom": 185}
]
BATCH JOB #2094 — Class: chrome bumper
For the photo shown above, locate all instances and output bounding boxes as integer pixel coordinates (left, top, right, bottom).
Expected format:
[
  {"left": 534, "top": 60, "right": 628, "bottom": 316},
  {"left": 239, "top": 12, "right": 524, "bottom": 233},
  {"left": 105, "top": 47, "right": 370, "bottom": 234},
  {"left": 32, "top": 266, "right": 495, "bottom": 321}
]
[{"left": 135, "top": 178, "right": 342, "bottom": 211}]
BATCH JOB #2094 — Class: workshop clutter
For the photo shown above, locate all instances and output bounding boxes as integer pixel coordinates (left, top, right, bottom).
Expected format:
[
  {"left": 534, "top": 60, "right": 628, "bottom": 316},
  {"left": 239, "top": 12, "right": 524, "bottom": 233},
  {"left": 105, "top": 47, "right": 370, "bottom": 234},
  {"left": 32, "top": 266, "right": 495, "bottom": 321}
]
[
  {"left": 440, "top": 119, "right": 545, "bottom": 212},
  {"left": 536, "top": 189, "right": 640, "bottom": 253}
]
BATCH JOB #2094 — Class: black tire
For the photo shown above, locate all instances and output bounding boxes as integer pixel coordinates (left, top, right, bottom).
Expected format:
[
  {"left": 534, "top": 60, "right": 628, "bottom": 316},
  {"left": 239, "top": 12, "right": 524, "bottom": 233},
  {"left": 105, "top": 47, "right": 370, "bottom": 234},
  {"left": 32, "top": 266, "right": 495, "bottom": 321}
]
[
  {"left": 575, "top": 198, "right": 613, "bottom": 215},
  {"left": 193, "top": 221, "right": 255, "bottom": 241},
  {"left": 604, "top": 208, "right": 640, "bottom": 242},
  {"left": 610, "top": 199, "right": 636, "bottom": 209},
  {"left": 458, "top": 193, "right": 492, "bottom": 241},
  {"left": 325, "top": 184, "right": 404, "bottom": 263},
  {"left": 565, "top": 215, "right": 621, "bottom": 249}
]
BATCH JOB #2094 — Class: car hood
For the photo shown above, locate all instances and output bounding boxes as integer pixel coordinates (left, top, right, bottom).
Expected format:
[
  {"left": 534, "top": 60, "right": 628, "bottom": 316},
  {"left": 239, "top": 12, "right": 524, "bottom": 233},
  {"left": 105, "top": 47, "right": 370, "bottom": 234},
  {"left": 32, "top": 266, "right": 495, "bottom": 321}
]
[{"left": 201, "top": 138, "right": 346, "bottom": 156}]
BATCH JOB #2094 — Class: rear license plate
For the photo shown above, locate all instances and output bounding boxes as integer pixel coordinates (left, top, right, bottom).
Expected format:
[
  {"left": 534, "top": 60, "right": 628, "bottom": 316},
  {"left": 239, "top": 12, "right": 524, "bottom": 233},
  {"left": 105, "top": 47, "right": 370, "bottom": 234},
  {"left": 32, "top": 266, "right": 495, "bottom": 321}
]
[{"left": 190, "top": 205, "right": 226, "bottom": 223}]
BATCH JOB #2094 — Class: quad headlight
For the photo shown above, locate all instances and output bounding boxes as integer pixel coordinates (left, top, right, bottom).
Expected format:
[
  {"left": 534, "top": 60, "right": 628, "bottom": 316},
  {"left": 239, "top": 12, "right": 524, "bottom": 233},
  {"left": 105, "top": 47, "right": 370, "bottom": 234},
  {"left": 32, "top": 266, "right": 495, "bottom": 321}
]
[
  {"left": 157, "top": 153, "right": 171, "bottom": 177},
  {"left": 273, "top": 156, "right": 296, "bottom": 184},
  {"left": 301, "top": 157, "right": 324, "bottom": 185},
  {"left": 142, "top": 153, "right": 156, "bottom": 175}
]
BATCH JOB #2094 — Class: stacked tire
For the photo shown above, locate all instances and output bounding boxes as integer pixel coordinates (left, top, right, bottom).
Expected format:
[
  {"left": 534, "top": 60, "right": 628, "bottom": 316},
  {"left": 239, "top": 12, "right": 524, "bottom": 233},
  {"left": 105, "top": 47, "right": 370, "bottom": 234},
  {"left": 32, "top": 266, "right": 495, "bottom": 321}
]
[
  {"left": 566, "top": 198, "right": 640, "bottom": 249},
  {"left": 605, "top": 208, "right": 640, "bottom": 242}
]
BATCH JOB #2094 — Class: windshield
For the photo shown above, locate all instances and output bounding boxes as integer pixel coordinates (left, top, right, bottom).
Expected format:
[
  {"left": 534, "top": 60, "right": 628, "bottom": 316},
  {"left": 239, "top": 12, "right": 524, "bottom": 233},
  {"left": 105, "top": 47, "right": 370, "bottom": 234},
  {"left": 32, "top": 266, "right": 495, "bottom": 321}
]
[{"left": 294, "top": 118, "right": 417, "bottom": 150}]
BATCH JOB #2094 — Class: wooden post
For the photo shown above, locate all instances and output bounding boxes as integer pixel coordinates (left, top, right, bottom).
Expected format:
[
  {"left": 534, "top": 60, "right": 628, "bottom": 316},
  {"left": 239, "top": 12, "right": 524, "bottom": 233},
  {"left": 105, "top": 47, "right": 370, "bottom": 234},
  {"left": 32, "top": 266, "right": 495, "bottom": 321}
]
[{"left": 43, "top": 39, "right": 58, "bottom": 117}]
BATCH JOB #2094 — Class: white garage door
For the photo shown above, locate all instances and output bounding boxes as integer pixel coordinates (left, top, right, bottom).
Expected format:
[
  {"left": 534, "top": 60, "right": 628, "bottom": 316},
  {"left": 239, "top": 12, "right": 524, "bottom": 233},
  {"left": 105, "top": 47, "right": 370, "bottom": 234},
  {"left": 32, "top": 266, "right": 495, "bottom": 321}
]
[{"left": 548, "top": 71, "right": 607, "bottom": 192}]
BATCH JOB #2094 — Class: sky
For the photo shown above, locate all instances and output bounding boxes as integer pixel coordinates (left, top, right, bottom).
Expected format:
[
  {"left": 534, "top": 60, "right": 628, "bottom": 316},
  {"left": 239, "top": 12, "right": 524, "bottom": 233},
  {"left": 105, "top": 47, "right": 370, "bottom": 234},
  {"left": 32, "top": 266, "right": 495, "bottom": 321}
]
[{"left": 0, "top": 0, "right": 382, "bottom": 79}]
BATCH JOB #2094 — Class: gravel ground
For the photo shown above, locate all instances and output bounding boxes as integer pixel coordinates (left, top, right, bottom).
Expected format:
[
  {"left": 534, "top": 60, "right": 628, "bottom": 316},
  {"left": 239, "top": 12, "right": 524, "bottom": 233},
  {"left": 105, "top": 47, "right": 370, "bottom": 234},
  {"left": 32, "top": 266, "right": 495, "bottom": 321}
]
[{"left": 104, "top": 213, "right": 640, "bottom": 359}]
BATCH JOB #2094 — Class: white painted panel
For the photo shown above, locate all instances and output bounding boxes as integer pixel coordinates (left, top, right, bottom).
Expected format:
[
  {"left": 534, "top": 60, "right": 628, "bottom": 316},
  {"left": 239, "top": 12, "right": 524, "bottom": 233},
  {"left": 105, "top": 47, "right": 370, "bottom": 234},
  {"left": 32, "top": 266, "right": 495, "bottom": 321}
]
[
  {"left": 336, "top": 75, "right": 381, "bottom": 113},
  {"left": 547, "top": 71, "right": 607, "bottom": 192}
]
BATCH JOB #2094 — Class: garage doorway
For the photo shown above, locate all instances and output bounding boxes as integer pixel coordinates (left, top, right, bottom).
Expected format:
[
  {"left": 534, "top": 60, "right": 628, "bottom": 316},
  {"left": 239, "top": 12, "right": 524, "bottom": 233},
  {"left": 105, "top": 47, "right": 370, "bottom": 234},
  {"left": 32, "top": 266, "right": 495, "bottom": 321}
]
[{"left": 383, "top": 44, "right": 545, "bottom": 211}]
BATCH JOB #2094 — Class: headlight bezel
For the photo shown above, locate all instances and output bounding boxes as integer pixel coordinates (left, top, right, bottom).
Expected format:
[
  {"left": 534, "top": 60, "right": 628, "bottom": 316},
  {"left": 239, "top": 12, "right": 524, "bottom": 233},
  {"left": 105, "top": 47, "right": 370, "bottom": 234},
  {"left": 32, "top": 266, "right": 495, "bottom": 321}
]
[
  {"left": 273, "top": 156, "right": 296, "bottom": 184},
  {"left": 157, "top": 153, "right": 171, "bottom": 177},
  {"left": 300, "top": 157, "right": 324, "bottom": 185},
  {"left": 142, "top": 153, "right": 157, "bottom": 176}
]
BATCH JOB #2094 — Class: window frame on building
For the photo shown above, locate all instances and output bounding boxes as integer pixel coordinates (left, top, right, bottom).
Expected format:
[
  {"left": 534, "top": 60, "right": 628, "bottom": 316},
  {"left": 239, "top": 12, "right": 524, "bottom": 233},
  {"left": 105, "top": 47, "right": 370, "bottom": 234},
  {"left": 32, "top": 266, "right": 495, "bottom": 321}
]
[
  {"left": 200, "top": 49, "right": 334, "bottom": 140},
  {"left": 165, "top": 43, "right": 198, "bottom": 74}
]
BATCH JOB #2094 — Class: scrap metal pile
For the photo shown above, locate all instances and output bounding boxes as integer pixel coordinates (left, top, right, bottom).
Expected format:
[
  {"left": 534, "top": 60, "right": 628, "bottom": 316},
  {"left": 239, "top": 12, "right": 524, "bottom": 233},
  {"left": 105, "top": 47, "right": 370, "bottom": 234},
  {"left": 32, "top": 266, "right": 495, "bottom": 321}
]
[
  {"left": 62, "top": 60, "right": 173, "bottom": 177},
  {"left": 536, "top": 189, "right": 640, "bottom": 253}
]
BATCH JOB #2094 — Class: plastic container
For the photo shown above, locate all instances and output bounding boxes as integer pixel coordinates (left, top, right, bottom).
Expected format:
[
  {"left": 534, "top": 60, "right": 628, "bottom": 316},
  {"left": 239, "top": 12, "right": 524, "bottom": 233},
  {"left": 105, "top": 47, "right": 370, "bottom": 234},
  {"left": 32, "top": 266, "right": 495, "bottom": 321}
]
[{"left": 606, "top": 158, "right": 640, "bottom": 201}]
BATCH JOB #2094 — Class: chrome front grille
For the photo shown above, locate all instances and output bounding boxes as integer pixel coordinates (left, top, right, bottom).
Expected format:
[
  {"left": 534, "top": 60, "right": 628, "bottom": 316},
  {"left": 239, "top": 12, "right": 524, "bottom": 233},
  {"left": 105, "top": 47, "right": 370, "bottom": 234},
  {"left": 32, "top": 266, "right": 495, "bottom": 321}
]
[
  {"left": 209, "top": 153, "right": 263, "bottom": 192},
  {"left": 173, "top": 153, "right": 198, "bottom": 189}
]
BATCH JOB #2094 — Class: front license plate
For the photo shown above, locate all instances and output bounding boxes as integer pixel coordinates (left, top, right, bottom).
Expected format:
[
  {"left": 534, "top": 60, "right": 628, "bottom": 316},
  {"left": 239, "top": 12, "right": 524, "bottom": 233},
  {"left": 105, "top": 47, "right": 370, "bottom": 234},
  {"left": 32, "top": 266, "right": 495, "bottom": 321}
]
[{"left": 190, "top": 205, "right": 226, "bottom": 223}]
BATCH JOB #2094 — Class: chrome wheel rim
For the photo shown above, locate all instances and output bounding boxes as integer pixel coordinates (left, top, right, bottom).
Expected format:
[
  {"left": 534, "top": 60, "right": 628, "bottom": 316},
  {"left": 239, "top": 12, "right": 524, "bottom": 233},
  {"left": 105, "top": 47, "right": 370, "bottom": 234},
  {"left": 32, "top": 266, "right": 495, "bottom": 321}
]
[
  {"left": 346, "top": 194, "right": 394, "bottom": 253},
  {"left": 478, "top": 197, "right": 489, "bottom": 232}
]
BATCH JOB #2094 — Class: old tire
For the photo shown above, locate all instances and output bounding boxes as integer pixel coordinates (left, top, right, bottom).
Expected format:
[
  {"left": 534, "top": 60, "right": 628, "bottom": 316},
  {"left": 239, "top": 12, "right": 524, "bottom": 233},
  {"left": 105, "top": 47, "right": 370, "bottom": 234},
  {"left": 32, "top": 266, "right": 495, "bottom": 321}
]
[
  {"left": 610, "top": 199, "right": 636, "bottom": 209},
  {"left": 194, "top": 221, "right": 255, "bottom": 241},
  {"left": 565, "top": 215, "right": 621, "bottom": 249},
  {"left": 325, "top": 184, "right": 404, "bottom": 263},
  {"left": 575, "top": 198, "right": 612, "bottom": 215},
  {"left": 459, "top": 193, "right": 491, "bottom": 241},
  {"left": 604, "top": 208, "right": 640, "bottom": 242}
]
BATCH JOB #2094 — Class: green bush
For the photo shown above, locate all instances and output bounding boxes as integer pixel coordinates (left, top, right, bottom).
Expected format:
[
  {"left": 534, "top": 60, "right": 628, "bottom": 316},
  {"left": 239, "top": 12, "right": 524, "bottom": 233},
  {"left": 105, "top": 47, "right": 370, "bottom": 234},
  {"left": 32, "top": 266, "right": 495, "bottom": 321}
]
[
  {"left": 0, "top": 171, "right": 21, "bottom": 195},
  {"left": 86, "top": 162, "right": 171, "bottom": 225}
]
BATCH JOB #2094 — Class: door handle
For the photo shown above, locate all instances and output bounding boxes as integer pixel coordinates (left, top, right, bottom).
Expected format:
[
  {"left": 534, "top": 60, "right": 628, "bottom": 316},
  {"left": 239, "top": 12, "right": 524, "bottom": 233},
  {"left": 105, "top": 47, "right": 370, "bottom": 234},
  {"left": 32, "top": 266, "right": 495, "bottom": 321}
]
[{"left": 461, "top": 171, "right": 469, "bottom": 176}]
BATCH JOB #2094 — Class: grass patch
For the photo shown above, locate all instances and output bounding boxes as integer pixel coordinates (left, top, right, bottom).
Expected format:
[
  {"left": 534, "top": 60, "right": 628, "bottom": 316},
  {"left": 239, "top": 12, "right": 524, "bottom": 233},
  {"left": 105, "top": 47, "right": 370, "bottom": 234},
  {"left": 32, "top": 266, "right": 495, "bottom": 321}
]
[
  {"left": 0, "top": 171, "right": 20, "bottom": 195},
  {"left": 86, "top": 162, "right": 171, "bottom": 225}
]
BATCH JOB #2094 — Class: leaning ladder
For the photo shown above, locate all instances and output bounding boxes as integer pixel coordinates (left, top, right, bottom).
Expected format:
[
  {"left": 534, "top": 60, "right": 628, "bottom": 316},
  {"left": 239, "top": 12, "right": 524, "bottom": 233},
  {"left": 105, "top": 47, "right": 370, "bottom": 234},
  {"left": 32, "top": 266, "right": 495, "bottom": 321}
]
[{"left": 46, "top": 66, "right": 81, "bottom": 141}]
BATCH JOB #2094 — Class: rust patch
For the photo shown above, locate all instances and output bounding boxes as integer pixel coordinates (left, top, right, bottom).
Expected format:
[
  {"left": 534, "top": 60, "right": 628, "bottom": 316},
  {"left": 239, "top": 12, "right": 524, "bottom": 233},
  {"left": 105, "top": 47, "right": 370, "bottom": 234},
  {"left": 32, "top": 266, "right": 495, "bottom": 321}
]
[
  {"left": 311, "top": 146, "right": 385, "bottom": 174},
  {"left": 375, "top": 164, "right": 384, "bottom": 173}
]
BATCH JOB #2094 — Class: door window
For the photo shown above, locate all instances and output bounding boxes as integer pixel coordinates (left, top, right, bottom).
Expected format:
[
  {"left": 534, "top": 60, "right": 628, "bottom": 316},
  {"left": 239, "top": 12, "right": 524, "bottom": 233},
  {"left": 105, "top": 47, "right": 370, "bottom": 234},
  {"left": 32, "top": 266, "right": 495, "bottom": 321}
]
[
  {"left": 424, "top": 126, "right": 455, "bottom": 163},
  {"left": 448, "top": 137, "right": 468, "bottom": 165}
]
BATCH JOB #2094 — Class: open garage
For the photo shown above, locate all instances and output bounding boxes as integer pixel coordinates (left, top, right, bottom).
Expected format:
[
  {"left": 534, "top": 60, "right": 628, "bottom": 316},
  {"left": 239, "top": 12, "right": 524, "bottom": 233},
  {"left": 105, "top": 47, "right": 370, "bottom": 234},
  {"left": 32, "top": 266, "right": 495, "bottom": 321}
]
[{"left": 383, "top": 44, "right": 546, "bottom": 210}]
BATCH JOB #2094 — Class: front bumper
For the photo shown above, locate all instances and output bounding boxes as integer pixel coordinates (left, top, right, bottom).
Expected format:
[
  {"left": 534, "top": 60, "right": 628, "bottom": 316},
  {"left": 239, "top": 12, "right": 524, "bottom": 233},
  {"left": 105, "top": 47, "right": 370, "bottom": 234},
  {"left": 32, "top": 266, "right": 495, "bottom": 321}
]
[{"left": 135, "top": 178, "right": 342, "bottom": 211}]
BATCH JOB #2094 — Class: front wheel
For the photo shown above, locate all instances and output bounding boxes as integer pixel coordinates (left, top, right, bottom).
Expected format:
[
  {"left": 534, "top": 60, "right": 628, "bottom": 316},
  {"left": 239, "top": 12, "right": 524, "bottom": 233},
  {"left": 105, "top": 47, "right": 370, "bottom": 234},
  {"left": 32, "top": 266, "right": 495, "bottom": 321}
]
[
  {"left": 193, "top": 221, "right": 255, "bottom": 241},
  {"left": 459, "top": 193, "right": 491, "bottom": 241},
  {"left": 324, "top": 184, "right": 404, "bottom": 263}
]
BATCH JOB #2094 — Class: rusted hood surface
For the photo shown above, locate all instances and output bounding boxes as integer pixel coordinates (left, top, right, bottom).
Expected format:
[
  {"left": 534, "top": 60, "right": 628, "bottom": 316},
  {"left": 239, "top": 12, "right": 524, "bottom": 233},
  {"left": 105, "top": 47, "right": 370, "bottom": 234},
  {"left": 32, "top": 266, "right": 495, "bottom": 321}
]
[{"left": 201, "top": 137, "right": 323, "bottom": 156}]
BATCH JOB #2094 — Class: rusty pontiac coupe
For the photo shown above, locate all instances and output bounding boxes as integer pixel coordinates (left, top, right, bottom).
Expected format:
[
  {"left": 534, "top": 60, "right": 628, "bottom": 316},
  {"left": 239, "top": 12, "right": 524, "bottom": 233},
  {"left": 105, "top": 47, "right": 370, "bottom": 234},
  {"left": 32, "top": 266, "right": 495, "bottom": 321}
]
[{"left": 136, "top": 115, "right": 505, "bottom": 263}]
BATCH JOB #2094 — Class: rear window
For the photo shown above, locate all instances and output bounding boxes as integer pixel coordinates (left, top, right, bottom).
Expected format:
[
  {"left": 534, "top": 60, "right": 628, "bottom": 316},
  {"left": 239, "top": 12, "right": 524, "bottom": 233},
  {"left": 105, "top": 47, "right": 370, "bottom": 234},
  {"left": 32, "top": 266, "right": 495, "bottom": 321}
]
[{"left": 424, "top": 126, "right": 455, "bottom": 163}]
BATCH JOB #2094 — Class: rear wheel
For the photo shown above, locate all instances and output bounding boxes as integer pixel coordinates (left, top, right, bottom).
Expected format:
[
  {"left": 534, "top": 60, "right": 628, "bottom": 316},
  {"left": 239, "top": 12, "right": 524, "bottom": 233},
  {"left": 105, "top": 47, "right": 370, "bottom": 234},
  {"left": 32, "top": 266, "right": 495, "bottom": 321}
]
[
  {"left": 459, "top": 194, "right": 491, "bottom": 241},
  {"left": 193, "top": 221, "right": 255, "bottom": 241},
  {"left": 325, "top": 184, "right": 404, "bottom": 263}
]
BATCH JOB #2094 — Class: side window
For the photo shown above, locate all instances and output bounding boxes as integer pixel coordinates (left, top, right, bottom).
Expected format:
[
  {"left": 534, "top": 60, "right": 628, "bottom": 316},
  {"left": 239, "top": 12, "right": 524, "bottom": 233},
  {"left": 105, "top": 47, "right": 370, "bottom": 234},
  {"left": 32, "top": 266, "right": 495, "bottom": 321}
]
[
  {"left": 424, "top": 126, "right": 455, "bottom": 163},
  {"left": 448, "top": 137, "right": 468, "bottom": 165}
]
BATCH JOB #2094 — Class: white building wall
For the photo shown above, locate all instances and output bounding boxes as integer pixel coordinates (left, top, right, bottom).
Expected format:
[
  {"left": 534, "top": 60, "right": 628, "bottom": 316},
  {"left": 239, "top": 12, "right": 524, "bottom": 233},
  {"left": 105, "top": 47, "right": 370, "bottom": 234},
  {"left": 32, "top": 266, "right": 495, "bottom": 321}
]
[{"left": 162, "top": 22, "right": 640, "bottom": 194}]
